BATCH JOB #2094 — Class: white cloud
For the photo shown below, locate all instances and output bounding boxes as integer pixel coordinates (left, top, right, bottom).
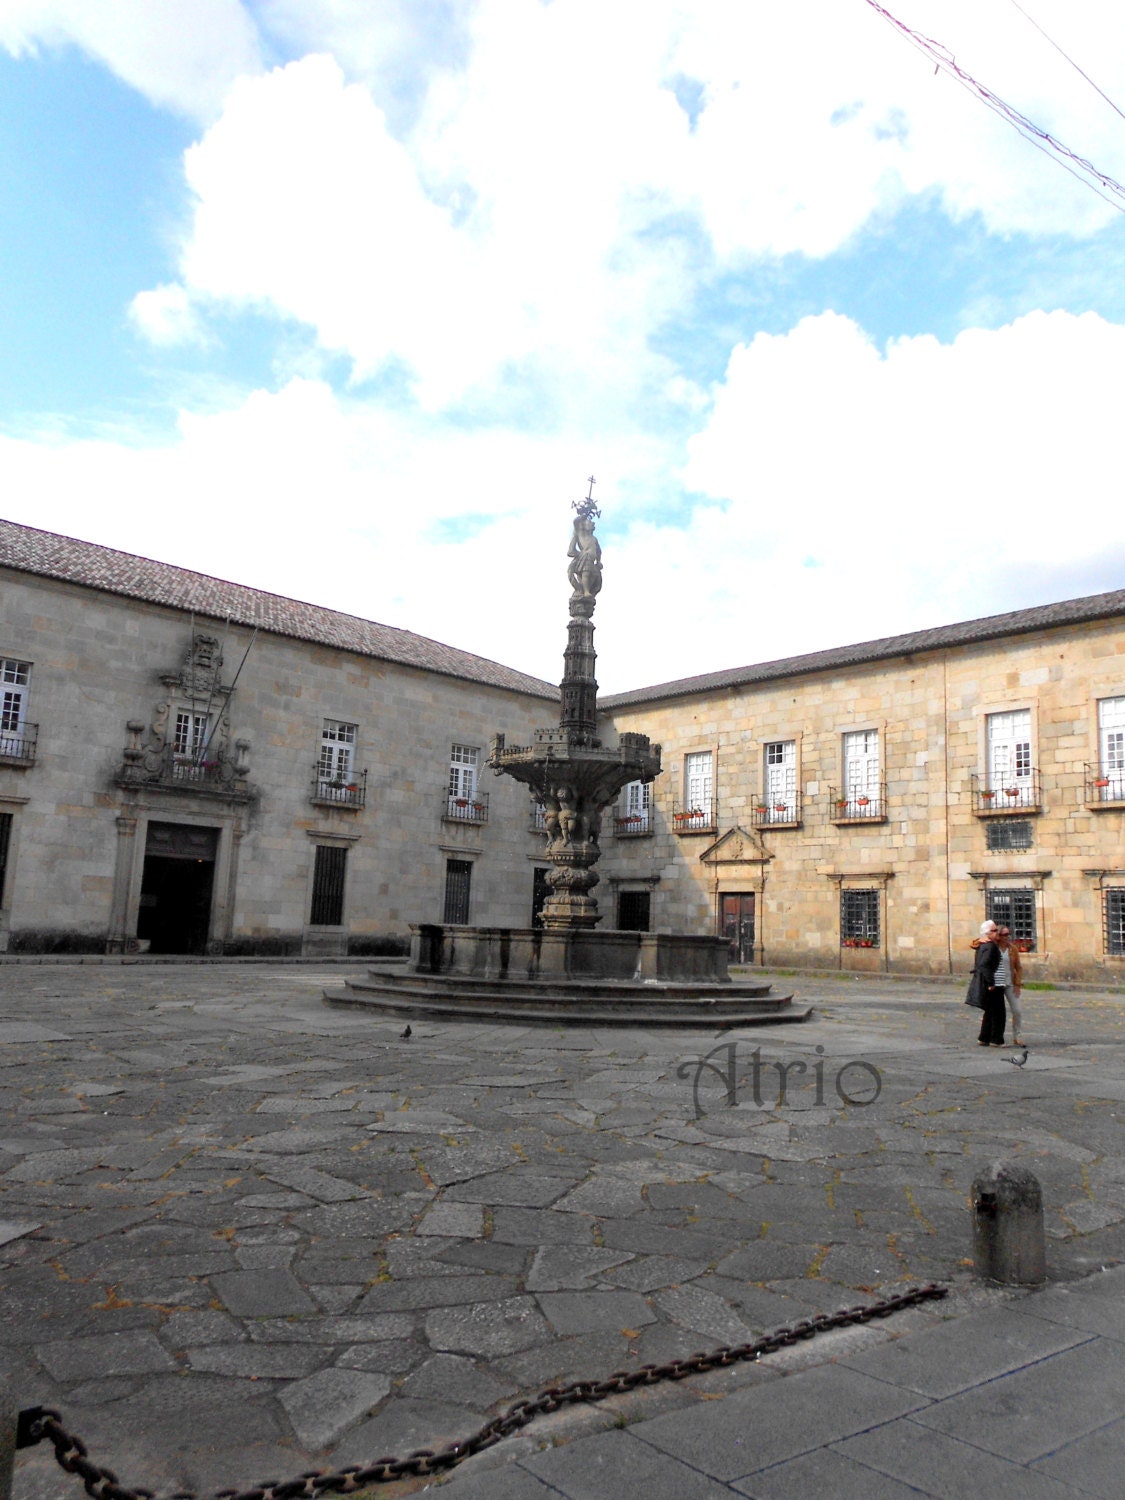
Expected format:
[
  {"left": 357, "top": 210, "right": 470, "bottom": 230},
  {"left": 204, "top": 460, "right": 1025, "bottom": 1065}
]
[
  {"left": 128, "top": 283, "right": 207, "bottom": 346},
  {"left": 0, "top": 0, "right": 264, "bottom": 120},
  {"left": 5, "top": 309, "right": 1124, "bottom": 693}
]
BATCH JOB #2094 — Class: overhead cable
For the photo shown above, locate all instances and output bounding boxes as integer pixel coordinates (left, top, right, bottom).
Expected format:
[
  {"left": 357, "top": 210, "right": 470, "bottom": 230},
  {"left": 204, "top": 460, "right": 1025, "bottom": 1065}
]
[
  {"left": 862, "top": 0, "right": 1125, "bottom": 215},
  {"left": 1007, "top": 0, "right": 1125, "bottom": 127}
]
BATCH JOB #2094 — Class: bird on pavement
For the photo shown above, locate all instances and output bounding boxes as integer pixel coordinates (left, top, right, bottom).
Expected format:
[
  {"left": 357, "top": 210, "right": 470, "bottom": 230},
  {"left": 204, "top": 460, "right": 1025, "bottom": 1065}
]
[
  {"left": 400, "top": 1024, "right": 412, "bottom": 1040},
  {"left": 1006, "top": 1047, "right": 1029, "bottom": 1068}
]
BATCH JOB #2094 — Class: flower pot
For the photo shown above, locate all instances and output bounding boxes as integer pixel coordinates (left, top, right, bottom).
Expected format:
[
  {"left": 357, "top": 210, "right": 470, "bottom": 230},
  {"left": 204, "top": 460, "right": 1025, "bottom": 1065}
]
[
  {"left": 1095, "top": 779, "right": 1110, "bottom": 788},
  {"left": 1004, "top": 789, "right": 1020, "bottom": 798},
  {"left": 856, "top": 797, "right": 870, "bottom": 807}
]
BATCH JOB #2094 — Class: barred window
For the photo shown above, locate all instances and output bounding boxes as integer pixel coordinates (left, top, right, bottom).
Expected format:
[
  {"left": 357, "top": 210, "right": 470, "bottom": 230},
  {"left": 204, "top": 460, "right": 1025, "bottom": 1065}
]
[
  {"left": 841, "top": 889, "right": 879, "bottom": 947},
  {"left": 310, "top": 845, "right": 347, "bottom": 926},
  {"left": 986, "top": 819, "right": 1033, "bottom": 851},
  {"left": 0, "top": 811, "right": 12, "bottom": 905},
  {"left": 986, "top": 889, "right": 1036, "bottom": 951},
  {"left": 1106, "top": 890, "right": 1125, "bottom": 958},
  {"left": 444, "top": 859, "right": 472, "bottom": 925}
]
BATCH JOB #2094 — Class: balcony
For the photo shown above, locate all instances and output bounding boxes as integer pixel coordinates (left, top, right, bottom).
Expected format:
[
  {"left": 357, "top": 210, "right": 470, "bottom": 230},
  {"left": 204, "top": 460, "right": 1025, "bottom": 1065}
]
[
  {"left": 1085, "top": 763, "right": 1125, "bottom": 810},
  {"left": 311, "top": 768, "right": 368, "bottom": 809},
  {"left": 0, "top": 722, "right": 37, "bottom": 766},
  {"left": 444, "top": 790, "right": 489, "bottom": 825},
  {"left": 116, "top": 740, "right": 252, "bottom": 802},
  {"left": 972, "top": 770, "right": 1041, "bottom": 815},
  {"left": 751, "top": 791, "right": 801, "bottom": 829},
  {"left": 672, "top": 800, "right": 717, "bottom": 836},
  {"left": 830, "top": 786, "right": 887, "bottom": 823},
  {"left": 613, "top": 808, "right": 653, "bottom": 837}
]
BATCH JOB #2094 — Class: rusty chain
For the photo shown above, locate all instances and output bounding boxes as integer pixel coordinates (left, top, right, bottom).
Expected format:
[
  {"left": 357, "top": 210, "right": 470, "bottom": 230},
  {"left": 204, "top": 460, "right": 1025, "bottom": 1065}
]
[{"left": 18, "top": 1281, "right": 947, "bottom": 1500}]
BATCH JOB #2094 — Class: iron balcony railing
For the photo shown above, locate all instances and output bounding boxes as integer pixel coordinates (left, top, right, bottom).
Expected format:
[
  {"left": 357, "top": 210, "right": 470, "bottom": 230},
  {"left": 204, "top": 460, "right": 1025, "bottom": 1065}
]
[
  {"left": 311, "top": 767, "right": 368, "bottom": 809},
  {"left": 1086, "top": 763, "right": 1125, "bottom": 805},
  {"left": 751, "top": 791, "right": 801, "bottom": 827},
  {"left": 614, "top": 808, "right": 653, "bottom": 837},
  {"left": 445, "top": 789, "right": 489, "bottom": 824},
  {"left": 671, "top": 799, "right": 717, "bottom": 835},
  {"left": 971, "top": 769, "right": 1041, "bottom": 813},
  {"left": 0, "top": 721, "right": 37, "bottom": 764},
  {"left": 830, "top": 785, "right": 887, "bottom": 820}
]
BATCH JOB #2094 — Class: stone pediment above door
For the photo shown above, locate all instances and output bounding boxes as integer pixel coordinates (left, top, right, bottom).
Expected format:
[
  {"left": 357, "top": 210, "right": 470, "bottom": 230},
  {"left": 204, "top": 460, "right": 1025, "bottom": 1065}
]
[{"left": 700, "top": 826, "right": 771, "bottom": 865}]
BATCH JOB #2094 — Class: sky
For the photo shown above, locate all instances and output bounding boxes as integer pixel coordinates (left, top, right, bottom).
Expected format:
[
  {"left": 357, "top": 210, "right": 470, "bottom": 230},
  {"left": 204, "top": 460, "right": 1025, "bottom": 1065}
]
[{"left": 2, "top": 0, "right": 1125, "bottom": 693}]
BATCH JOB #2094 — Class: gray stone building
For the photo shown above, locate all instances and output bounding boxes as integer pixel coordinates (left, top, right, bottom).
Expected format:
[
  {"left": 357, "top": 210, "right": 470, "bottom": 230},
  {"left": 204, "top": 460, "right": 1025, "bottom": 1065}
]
[
  {"left": 0, "top": 518, "right": 556, "bottom": 956},
  {"left": 3, "top": 516, "right": 1125, "bottom": 979}
]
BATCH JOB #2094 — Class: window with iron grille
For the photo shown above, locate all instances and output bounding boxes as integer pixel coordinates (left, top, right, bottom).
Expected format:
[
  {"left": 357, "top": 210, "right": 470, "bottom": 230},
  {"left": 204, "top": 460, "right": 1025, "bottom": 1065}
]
[
  {"left": 319, "top": 720, "right": 357, "bottom": 783},
  {"left": 531, "top": 867, "right": 550, "bottom": 927},
  {"left": 986, "top": 819, "right": 1033, "bottom": 851},
  {"left": 309, "top": 845, "right": 347, "bottom": 926},
  {"left": 617, "top": 890, "right": 651, "bottom": 932},
  {"left": 841, "top": 889, "right": 879, "bottom": 946},
  {"left": 1105, "top": 890, "right": 1125, "bottom": 957},
  {"left": 985, "top": 889, "right": 1036, "bottom": 951},
  {"left": 1, "top": 658, "right": 30, "bottom": 734},
  {"left": 0, "top": 811, "right": 12, "bottom": 905},
  {"left": 444, "top": 859, "right": 472, "bottom": 925}
]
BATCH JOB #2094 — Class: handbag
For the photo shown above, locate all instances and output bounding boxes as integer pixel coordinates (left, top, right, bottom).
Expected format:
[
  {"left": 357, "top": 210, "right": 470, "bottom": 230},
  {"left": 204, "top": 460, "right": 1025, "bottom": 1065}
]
[{"left": 964, "top": 972, "right": 984, "bottom": 1009}]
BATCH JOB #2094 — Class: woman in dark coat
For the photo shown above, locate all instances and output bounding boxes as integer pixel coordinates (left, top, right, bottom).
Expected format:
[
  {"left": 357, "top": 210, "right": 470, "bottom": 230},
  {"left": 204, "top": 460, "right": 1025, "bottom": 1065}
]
[{"left": 973, "top": 920, "right": 1006, "bottom": 1046}]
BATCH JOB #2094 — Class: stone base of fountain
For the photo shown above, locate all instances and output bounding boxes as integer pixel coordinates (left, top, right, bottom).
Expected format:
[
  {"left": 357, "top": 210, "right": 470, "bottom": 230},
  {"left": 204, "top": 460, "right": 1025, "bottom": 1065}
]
[{"left": 323, "top": 923, "right": 811, "bottom": 1026}]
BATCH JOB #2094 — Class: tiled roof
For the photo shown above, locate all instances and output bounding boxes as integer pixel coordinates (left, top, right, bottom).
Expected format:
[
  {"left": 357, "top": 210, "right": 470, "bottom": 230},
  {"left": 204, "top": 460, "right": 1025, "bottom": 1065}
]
[
  {"left": 0, "top": 518, "right": 556, "bottom": 700},
  {"left": 601, "top": 589, "right": 1125, "bottom": 708}
]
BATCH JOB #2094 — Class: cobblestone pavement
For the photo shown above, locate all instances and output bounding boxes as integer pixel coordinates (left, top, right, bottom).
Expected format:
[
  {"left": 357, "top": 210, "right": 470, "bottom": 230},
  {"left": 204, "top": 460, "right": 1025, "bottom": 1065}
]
[{"left": 2, "top": 964, "right": 1124, "bottom": 1497}]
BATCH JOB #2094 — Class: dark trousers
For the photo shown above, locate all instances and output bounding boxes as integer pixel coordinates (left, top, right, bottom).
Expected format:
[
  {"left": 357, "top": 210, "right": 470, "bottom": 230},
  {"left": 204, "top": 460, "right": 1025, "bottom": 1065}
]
[{"left": 978, "top": 986, "right": 1006, "bottom": 1044}]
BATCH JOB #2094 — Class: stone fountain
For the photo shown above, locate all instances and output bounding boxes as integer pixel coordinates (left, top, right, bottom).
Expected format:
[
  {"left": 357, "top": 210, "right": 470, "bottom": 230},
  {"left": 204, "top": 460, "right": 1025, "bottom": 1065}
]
[{"left": 325, "top": 494, "right": 808, "bottom": 1025}]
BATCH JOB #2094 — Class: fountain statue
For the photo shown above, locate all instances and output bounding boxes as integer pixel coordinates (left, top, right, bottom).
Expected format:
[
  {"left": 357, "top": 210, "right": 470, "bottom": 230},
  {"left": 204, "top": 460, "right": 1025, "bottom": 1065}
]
[{"left": 487, "top": 491, "right": 661, "bottom": 930}]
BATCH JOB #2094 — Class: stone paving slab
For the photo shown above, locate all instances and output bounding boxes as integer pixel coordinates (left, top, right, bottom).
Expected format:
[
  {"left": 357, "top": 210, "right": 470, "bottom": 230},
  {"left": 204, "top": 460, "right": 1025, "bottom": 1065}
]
[{"left": 3, "top": 964, "right": 1125, "bottom": 1499}]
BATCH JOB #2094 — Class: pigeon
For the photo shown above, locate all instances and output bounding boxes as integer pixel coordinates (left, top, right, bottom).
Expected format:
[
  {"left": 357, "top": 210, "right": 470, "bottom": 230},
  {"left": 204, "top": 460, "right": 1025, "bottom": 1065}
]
[
  {"left": 1006, "top": 1047, "right": 1029, "bottom": 1068},
  {"left": 400, "top": 1024, "right": 412, "bottom": 1040}
]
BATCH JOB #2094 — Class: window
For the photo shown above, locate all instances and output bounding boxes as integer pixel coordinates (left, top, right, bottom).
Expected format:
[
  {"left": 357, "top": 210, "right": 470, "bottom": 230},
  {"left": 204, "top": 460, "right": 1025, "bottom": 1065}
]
[
  {"left": 1, "top": 658, "right": 32, "bottom": 758},
  {"left": 842, "top": 730, "right": 880, "bottom": 816},
  {"left": 617, "top": 779, "right": 651, "bottom": 834},
  {"left": 0, "top": 811, "right": 11, "bottom": 905},
  {"left": 531, "top": 867, "right": 550, "bottom": 927},
  {"left": 446, "top": 744, "right": 486, "bottom": 821},
  {"left": 986, "top": 709, "right": 1033, "bottom": 805},
  {"left": 763, "top": 740, "right": 796, "bottom": 822},
  {"left": 173, "top": 711, "right": 210, "bottom": 760},
  {"left": 986, "top": 819, "right": 1033, "bottom": 851},
  {"left": 309, "top": 845, "right": 348, "bottom": 926},
  {"left": 319, "top": 720, "right": 357, "bottom": 785},
  {"left": 444, "top": 859, "right": 472, "bottom": 924},
  {"left": 1098, "top": 697, "right": 1125, "bottom": 801},
  {"left": 684, "top": 751, "right": 713, "bottom": 812},
  {"left": 841, "top": 889, "right": 879, "bottom": 947},
  {"left": 986, "top": 889, "right": 1036, "bottom": 951},
  {"left": 617, "top": 890, "right": 651, "bottom": 931},
  {"left": 1106, "top": 889, "right": 1125, "bottom": 957}
]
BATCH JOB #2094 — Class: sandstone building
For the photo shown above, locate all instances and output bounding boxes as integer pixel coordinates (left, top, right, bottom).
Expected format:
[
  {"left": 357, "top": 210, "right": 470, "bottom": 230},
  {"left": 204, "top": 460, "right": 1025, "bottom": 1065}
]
[{"left": 2, "top": 517, "right": 1124, "bottom": 980}]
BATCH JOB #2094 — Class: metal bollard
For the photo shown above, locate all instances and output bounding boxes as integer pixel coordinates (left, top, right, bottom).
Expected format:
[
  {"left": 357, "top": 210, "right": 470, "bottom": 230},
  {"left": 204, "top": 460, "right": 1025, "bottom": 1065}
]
[
  {"left": 972, "top": 1161, "right": 1046, "bottom": 1285},
  {"left": 0, "top": 1390, "right": 15, "bottom": 1500}
]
